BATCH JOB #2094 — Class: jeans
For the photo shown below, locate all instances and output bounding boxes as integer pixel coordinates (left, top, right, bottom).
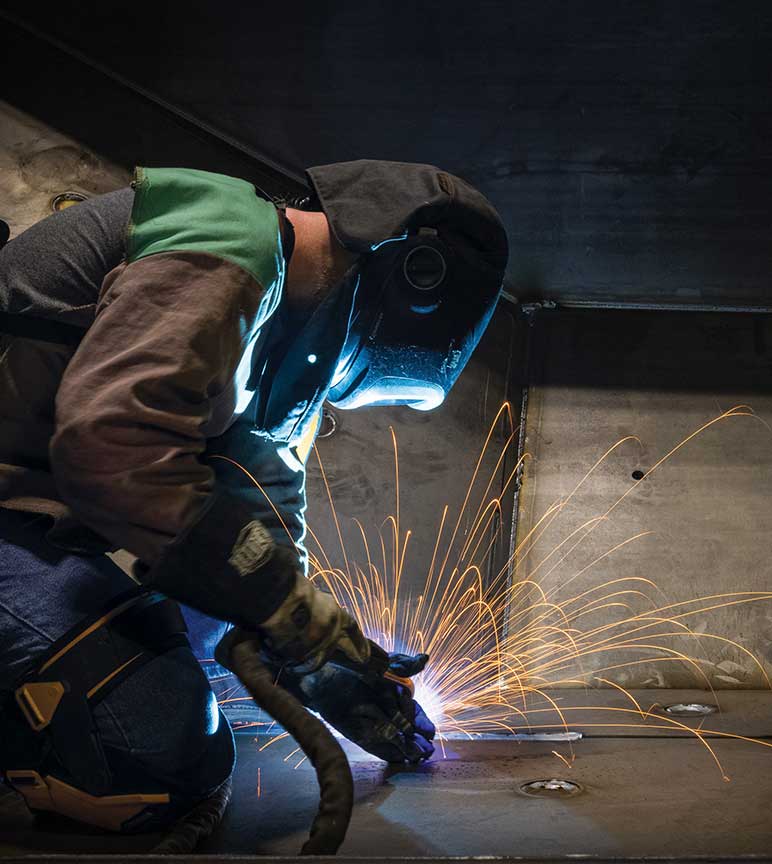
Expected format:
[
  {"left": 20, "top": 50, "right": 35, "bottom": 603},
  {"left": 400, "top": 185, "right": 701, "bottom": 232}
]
[
  {"left": 182, "top": 604, "right": 266, "bottom": 727},
  {"left": 0, "top": 508, "right": 234, "bottom": 805}
]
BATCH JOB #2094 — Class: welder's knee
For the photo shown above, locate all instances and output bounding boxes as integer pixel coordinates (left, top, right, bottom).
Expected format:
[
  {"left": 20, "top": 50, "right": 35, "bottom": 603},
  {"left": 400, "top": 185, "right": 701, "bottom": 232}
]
[
  {"left": 3, "top": 640, "right": 234, "bottom": 834},
  {"left": 96, "top": 644, "right": 235, "bottom": 804},
  {"left": 0, "top": 509, "right": 234, "bottom": 832}
]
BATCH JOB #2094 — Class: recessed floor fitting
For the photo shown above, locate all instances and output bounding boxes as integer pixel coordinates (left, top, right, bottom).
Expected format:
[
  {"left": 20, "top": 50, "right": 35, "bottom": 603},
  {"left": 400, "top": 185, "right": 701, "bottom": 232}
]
[{"left": 519, "top": 778, "right": 583, "bottom": 798}]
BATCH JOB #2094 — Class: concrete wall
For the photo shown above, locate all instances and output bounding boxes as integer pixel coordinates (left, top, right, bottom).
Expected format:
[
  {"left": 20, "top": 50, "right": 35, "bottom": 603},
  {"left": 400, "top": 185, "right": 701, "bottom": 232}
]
[{"left": 0, "top": 102, "right": 129, "bottom": 235}]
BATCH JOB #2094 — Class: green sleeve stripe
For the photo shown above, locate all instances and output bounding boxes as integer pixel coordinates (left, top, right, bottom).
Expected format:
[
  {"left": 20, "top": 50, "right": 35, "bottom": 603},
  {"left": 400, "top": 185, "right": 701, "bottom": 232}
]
[{"left": 127, "top": 167, "right": 285, "bottom": 295}]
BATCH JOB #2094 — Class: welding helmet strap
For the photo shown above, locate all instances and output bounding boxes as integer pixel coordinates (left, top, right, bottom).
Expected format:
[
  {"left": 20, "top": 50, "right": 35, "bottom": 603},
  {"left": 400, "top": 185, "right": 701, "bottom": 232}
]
[{"left": 8, "top": 590, "right": 188, "bottom": 796}]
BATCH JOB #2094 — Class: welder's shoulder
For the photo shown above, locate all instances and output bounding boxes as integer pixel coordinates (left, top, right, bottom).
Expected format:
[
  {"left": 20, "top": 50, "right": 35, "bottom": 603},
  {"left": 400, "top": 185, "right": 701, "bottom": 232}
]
[{"left": 126, "top": 166, "right": 284, "bottom": 293}]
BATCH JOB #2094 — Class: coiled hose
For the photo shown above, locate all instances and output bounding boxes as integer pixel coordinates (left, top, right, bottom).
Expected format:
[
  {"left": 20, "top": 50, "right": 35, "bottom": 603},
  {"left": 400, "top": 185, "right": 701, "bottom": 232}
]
[{"left": 154, "top": 637, "right": 354, "bottom": 855}]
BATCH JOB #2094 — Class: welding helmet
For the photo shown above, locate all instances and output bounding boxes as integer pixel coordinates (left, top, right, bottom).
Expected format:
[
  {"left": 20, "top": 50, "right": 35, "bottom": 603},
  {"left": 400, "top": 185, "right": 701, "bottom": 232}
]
[{"left": 305, "top": 160, "right": 509, "bottom": 411}]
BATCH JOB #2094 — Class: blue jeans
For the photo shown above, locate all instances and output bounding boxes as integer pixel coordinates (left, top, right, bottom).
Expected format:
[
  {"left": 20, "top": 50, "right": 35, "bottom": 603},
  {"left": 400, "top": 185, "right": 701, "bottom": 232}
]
[
  {"left": 182, "top": 604, "right": 267, "bottom": 727},
  {"left": 0, "top": 509, "right": 234, "bottom": 806}
]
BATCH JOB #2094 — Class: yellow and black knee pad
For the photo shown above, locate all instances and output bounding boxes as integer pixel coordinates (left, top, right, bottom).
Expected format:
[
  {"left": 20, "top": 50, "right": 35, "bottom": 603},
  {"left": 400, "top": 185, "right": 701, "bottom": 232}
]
[{"left": 0, "top": 588, "right": 221, "bottom": 833}]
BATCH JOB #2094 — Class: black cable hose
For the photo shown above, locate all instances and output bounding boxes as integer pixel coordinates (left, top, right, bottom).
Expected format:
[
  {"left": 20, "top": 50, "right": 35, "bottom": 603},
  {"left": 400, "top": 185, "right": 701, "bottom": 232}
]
[
  {"left": 151, "top": 776, "right": 232, "bottom": 854},
  {"left": 227, "top": 639, "right": 354, "bottom": 855},
  {"left": 151, "top": 638, "right": 353, "bottom": 855}
]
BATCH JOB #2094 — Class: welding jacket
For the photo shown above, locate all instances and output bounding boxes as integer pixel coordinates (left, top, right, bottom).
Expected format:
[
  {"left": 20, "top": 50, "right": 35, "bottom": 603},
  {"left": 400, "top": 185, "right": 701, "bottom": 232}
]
[{"left": 0, "top": 167, "right": 317, "bottom": 570}]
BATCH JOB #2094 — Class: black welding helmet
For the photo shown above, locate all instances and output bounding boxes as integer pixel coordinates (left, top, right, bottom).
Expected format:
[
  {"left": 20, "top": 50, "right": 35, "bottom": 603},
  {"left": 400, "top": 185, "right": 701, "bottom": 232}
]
[{"left": 305, "top": 160, "right": 509, "bottom": 411}]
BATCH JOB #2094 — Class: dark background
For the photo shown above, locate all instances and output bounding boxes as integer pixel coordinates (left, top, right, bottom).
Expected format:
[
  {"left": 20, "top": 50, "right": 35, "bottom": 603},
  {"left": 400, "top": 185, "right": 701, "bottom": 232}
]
[{"left": 3, "top": 0, "right": 771, "bottom": 308}]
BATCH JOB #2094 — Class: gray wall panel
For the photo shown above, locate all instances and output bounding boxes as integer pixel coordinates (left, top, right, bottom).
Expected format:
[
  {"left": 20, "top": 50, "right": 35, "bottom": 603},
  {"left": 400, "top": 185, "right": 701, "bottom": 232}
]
[
  {"left": 304, "top": 306, "right": 522, "bottom": 649},
  {"left": 516, "top": 310, "right": 772, "bottom": 688}
]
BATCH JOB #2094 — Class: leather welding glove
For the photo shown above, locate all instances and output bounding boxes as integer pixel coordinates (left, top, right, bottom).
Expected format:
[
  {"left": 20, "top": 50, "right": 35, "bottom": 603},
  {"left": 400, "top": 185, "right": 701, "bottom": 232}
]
[
  {"left": 255, "top": 573, "right": 375, "bottom": 675},
  {"left": 291, "top": 652, "right": 436, "bottom": 763},
  {"left": 222, "top": 640, "right": 436, "bottom": 764},
  {"left": 139, "top": 489, "right": 373, "bottom": 675}
]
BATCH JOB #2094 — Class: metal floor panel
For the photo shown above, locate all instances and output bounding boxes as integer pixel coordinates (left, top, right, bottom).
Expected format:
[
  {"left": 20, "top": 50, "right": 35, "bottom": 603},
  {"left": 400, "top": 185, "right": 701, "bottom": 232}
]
[
  {"left": 4, "top": 717, "right": 772, "bottom": 858},
  {"left": 222, "top": 688, "right": 772, "bottom": 741}
]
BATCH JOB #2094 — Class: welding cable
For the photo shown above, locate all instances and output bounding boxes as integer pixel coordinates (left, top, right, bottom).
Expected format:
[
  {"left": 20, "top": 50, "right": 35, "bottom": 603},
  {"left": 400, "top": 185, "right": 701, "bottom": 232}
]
[
  {"left": 227, "top": 638, "right": 354, "bottom": 855},
  {"left": 152, "top": 777, "right": 232, "bottom": 854}
]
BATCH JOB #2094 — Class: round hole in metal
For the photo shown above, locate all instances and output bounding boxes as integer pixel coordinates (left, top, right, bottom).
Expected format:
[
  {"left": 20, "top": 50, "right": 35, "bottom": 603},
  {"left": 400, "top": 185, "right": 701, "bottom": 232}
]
[
  {"left": 662, "top": 702, "right": 717, "bottom": 718},
  {"left": 52, "top": 191, "right": 88, "bottom": 212},
  {"left": 631, "top": 470, "right": 645, "bottom": 480},
  {"left": 318, "top": 408, "right": 338, "bottom": 439},
  {"left": 520, "top": 778, "right": 583, "bottom": 798}
]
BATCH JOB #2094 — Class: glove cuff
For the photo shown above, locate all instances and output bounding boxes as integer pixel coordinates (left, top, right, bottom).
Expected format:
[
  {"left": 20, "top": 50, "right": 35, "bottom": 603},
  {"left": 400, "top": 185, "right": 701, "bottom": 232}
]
[
  {"left": 259, "top": 573, "right": 371, "bottom": 674},
  {"left": 139, "top": 490, "right": 298, "bottom": 627}
]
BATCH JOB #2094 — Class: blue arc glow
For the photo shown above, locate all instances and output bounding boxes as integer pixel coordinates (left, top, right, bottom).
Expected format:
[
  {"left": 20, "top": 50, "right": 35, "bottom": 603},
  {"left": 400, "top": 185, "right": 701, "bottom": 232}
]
[
  {"left": 413, "top": 678, "right": 444, "bottom": 727},
  {"left": 370, "top": 232, "right": 408, "bottom": 252},
  {"left": 205, "top": 691, "right": 221, "bottom": 735}
]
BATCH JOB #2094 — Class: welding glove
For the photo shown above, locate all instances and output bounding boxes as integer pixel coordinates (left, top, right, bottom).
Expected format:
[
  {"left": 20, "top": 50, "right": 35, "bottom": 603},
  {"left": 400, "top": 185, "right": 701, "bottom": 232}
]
[
  {"left": 254, "top": 572, "right": 376, "bottom": 675},
  {"left": 139, "top": 490, "right": 373, "bottom": 674},
  {"left": 257, "top": 648, "right": 436, "bottom": 764}
]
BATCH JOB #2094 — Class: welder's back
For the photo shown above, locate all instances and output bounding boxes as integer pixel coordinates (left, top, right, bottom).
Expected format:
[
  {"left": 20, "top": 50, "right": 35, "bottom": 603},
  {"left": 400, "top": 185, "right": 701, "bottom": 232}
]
[{"left": 0, "top": 189, "right": 133, "bottom": 550}]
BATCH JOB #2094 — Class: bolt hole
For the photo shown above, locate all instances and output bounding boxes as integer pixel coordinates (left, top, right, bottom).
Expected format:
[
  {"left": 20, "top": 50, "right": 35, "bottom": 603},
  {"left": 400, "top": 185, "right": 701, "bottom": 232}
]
[
  {"left": 631, "top": 470, "right": 645, "bottom": 481},
  {"left": 661, "top": 702, "right": 717, "bottom": 718},
  {"left": 52, "top": 191, "right": 87, "bottom": 212}
]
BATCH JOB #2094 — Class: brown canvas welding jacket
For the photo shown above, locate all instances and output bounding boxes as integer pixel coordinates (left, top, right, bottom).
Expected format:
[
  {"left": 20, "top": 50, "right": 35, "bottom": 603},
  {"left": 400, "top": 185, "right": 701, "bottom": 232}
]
[{"left": 0, "top": 167, "right": 307, "bottom": 564}]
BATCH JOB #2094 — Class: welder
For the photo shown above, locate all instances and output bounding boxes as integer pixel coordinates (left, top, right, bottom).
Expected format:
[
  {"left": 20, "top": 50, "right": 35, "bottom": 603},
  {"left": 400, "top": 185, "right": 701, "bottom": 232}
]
[{"left": 0, "top": 160, "right": 509, "bottom": 834}]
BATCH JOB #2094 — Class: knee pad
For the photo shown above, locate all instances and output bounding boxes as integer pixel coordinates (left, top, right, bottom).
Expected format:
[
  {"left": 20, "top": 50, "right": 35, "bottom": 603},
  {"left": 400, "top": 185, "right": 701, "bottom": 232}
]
[{"left": 1, "top": 588, "right": 234, "bottom": 833}]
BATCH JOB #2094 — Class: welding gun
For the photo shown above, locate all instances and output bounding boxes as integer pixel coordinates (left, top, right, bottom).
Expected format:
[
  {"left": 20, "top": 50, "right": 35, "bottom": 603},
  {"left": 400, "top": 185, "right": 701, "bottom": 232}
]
[{"left": 284, "top": 646, "right": 436, "bottom": 765}]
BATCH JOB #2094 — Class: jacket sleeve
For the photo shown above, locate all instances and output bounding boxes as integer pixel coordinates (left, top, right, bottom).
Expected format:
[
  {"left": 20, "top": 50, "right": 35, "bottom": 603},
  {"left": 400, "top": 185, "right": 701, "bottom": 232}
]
[
  {"left": 50, "top": 250, "right": 266, "bottom": 565},
  {"left": 205, "top": 417, "right": 310, "bottom": 569}
]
